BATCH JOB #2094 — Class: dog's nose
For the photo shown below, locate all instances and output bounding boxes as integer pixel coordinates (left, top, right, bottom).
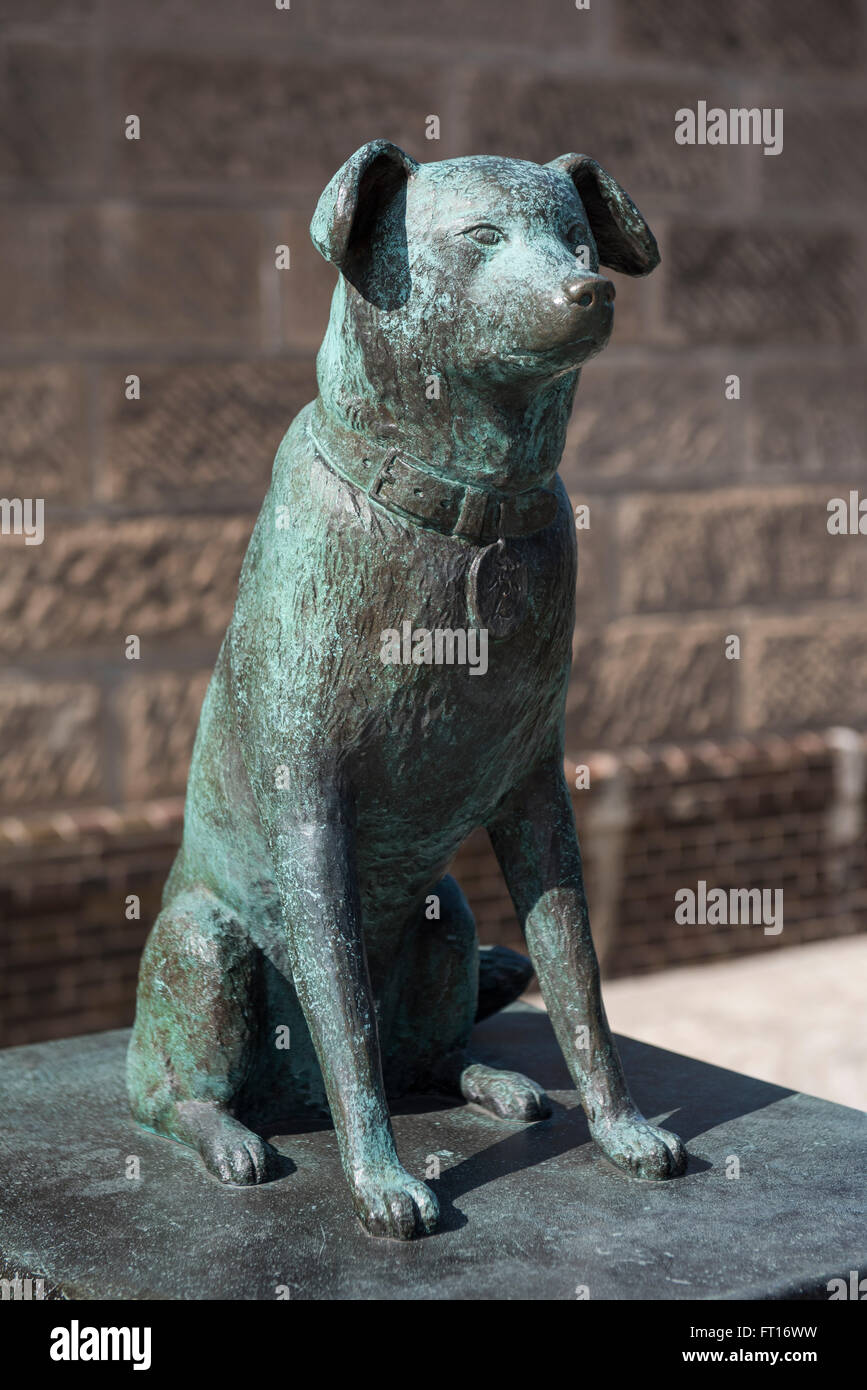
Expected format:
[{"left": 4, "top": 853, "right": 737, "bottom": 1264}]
[{"left": 563, "top": 275, "right": 615, "bottom": 309}]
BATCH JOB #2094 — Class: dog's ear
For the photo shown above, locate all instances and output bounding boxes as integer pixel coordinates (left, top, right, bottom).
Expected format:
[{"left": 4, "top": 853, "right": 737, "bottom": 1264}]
[
  {"left": 546, "top": 153, "right": 659, "bottom": 276},
  {"left": 311, "top": 140, "right": 419, "bottom": 305}
]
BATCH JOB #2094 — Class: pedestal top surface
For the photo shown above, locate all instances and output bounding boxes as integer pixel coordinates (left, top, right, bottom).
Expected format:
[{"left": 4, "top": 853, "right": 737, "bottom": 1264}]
[{"left": 0, "top": 1008, "right": 864, "bottom": 1300}]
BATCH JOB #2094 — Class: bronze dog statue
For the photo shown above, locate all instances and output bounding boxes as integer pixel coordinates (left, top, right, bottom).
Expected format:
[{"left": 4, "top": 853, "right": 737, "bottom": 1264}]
[{"left": 128, "top": 141, "right": 687, "bottom": 1239}]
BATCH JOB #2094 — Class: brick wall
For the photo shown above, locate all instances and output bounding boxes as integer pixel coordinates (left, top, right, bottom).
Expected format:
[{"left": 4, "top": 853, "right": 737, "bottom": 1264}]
[
  {"left": 1, "top": 0, "right": 865, "bottom": 1045},
  {"left": 454, "top": 731, "right": 866, "bottom": 975}
]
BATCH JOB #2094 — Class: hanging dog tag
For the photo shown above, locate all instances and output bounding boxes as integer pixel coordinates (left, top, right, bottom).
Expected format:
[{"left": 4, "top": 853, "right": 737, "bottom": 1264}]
[{"left": 467, "top": 538, "right": 528, "bottom": 640}]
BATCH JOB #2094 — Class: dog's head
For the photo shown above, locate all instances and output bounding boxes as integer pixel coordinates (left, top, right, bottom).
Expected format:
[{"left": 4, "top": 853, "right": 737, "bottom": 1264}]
[{"left": 311, "top": 142, "right": 658, "bottom": 398}]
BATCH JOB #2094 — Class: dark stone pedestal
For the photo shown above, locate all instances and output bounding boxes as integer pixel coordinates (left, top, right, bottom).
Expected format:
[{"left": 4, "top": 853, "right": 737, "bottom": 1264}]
[{"left": 0, "top": 1007, "right": 864, "bottom": 1300}]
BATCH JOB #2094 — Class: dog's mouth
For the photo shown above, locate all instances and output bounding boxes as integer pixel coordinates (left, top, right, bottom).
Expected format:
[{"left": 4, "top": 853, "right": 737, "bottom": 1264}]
[{"left": 503, "top": 335, "right": 595, "bottom": 363}]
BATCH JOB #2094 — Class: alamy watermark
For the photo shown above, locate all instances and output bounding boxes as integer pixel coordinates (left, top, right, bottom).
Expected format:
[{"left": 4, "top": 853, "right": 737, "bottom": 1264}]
[
  {"left": 49, "top": 1321, "right": 152, "bottom": 1370},
  {"left": 675, "top": 102, "right": 783, "bottom": 156},
  {"left": 0, "top": 497, "right": 44, "bottom": 545},
  {"left": 380, "top": 621, "right": 488, "bottom": 676},
  {"left": 827, "top": 491, "right": 867, "bottom": 535},
  {"left": 1, "top": 1276, "right": 46, "bottom": 1300},
  {"left": 675, "top": 880, "right": 783, "bottom": 936}
]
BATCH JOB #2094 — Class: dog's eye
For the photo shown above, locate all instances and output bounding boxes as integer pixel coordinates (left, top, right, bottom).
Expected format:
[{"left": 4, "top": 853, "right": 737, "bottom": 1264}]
[
  {"left": 566, "top": 225, "right": 585, "bottom": 251},
  {"left": 463, "top": 225, "right": 504, "bottom": 247}
]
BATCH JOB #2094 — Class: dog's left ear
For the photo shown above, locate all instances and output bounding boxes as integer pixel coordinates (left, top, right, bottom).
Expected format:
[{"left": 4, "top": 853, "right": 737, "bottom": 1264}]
[
  {"left": 546, "top": 153, "right": 659, "bottom": 276},
  {"left": 311, "top": 140, "right": 419, "bottom": 305}
]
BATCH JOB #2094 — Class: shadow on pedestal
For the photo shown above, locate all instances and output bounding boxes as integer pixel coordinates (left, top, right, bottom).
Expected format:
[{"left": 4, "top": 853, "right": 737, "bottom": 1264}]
[{"left": 0, "top": 1007, "right": 863, "bottom": 1300}]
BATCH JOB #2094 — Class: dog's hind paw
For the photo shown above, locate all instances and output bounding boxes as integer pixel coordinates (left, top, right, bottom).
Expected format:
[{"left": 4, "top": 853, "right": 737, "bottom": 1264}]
[
  {"left": 174, "top": 1101, "right": 273, "bottom": 1185},
  {"left": 461, "top": 1062, "right": 551, "bottom": 1121}
]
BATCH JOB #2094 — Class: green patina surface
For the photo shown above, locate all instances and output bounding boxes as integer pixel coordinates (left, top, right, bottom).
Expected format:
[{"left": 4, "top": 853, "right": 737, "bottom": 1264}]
[{"left": 127, "top": 142, "right": 687, "bottom": 1240}]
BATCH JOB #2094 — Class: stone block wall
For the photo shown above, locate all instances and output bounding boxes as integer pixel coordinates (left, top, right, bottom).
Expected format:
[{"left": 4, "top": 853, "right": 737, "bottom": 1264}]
[{"left": 0, "top": 0, "right": 865, "bottom": 1044}]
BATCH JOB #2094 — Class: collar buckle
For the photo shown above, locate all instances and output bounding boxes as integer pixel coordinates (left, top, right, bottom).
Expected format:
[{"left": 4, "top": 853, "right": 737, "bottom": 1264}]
[{"left": 368, "top": 447, "right": 401, "bottom": 502}]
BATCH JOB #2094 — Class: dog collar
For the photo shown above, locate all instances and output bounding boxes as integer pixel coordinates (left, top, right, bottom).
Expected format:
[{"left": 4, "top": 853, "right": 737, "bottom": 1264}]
[{"left": 307, "top": 404, "right": 558, "bottom": 545}]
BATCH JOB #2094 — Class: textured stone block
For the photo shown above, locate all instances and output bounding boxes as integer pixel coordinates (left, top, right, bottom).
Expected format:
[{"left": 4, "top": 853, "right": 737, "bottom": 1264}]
[
  {"left": 0, "top": 682, "right": 104, "bottom": 811},
  {"left": 569, "top": 496, "right": 615, "bottom": 624},
  {"left": 308, "top": 0, "right": 605, "bottom": 47},
  {"left": 566, "top": 621, "right": 737, "bottom": 749},
  {"left": 103, "top": 0, "right": 301, "bottom": 42},
  {"left": 101, "top": 0, "right": 601, "bottom": 49},
  {"left": 0, "top": 516, "right": 253, "bottom": 654},
  {"left": 564, "top": 363, "right": 742, "bottom": 486},
  {"left": 759, "top": 101, "right": 867, "bottom": 210},
  {"left": 61, "top": 207, "right": 265, "bottom": 347},
  {"left": 110, "top": 50, "right": 450, "bottom": 192},
  {"left": 618, "top": 489, "right": 867, "bottom": 613},
  {"left": 120, "top": 670, "right": 211, "bottom": 801},
  {"left": 600, "top": 272, "right": 651, "bottom": 346},
  {"left": 0, "top": 365, "right": 88, "bottom": 502},
  {"left": 278, "top": 212, "right": 339, "bottom": 350},
  {"left": 615, "top": 0, "right": 863, "bottom": 71},
  {"left": 0, "top": 1, "right": 97, "bottom": 32},
  {"left": 0, "top": 207, "right": 64, "bottom": 337},
  {"left": 464, "top": 76, "right": 736, "bottom": 201},
  {"left": 101, "top": 359, "right": 316, "bottom": 504},
  {"left": 744, "top": 615, "right": 867, "bottom": 730},
  {"left": 666, "top": 224, "right": 859, "bottom": 345},
  {"left": 0, "top": 42, "right": 96, "bottom": 185},
  {"left": 751, "top": 366, "right": 867, "bottom": 480}
]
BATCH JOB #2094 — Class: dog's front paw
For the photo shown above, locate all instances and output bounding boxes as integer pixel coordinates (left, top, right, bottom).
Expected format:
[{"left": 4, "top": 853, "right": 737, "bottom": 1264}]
[
  {"left": 590, "top": 1110, "right": 687, "bottom": 1180},
  {"left": 351, "top": 1163, "right": 439, "bottom": 1240}
]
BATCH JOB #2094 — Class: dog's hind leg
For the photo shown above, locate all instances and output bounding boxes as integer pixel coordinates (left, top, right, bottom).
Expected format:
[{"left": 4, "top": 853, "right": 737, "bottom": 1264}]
[
  {"left": 476, "top": 944, "right": 534, "bottom": 1022},
  {"left": 127, "top": 886, "right": 273, "bottom": 1185},
  {"left": 391, "top": 875, "right": 551, "bottom": 1122}
]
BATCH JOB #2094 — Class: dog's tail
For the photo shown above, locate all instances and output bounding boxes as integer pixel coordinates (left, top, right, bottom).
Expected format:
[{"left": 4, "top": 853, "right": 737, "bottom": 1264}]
[{"left": 475, "top": 944, "right": 534, "bottom": 1023}]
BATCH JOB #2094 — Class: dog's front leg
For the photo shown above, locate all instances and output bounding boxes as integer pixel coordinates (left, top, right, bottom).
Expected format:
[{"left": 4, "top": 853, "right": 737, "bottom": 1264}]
[
  {"left": 488, "top": 749, "right": 687, "bottom": 1180},
  {"left": 265, "top": 805, "right": 439, "bottom": 1238}
]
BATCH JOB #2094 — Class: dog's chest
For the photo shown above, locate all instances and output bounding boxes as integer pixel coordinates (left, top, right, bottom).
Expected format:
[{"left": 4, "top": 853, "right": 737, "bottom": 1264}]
[
  {"left": 234, "top": 435, "right": 577, "bottom": 840},
  {"left": 326, "top": 510, "right": 576, "bottom": 832}
]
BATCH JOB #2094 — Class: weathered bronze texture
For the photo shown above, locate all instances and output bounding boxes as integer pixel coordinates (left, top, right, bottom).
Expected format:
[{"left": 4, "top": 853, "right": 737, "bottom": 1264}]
[{"left": 128, "top": 142, "right": 687, "bottom": 1239}]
